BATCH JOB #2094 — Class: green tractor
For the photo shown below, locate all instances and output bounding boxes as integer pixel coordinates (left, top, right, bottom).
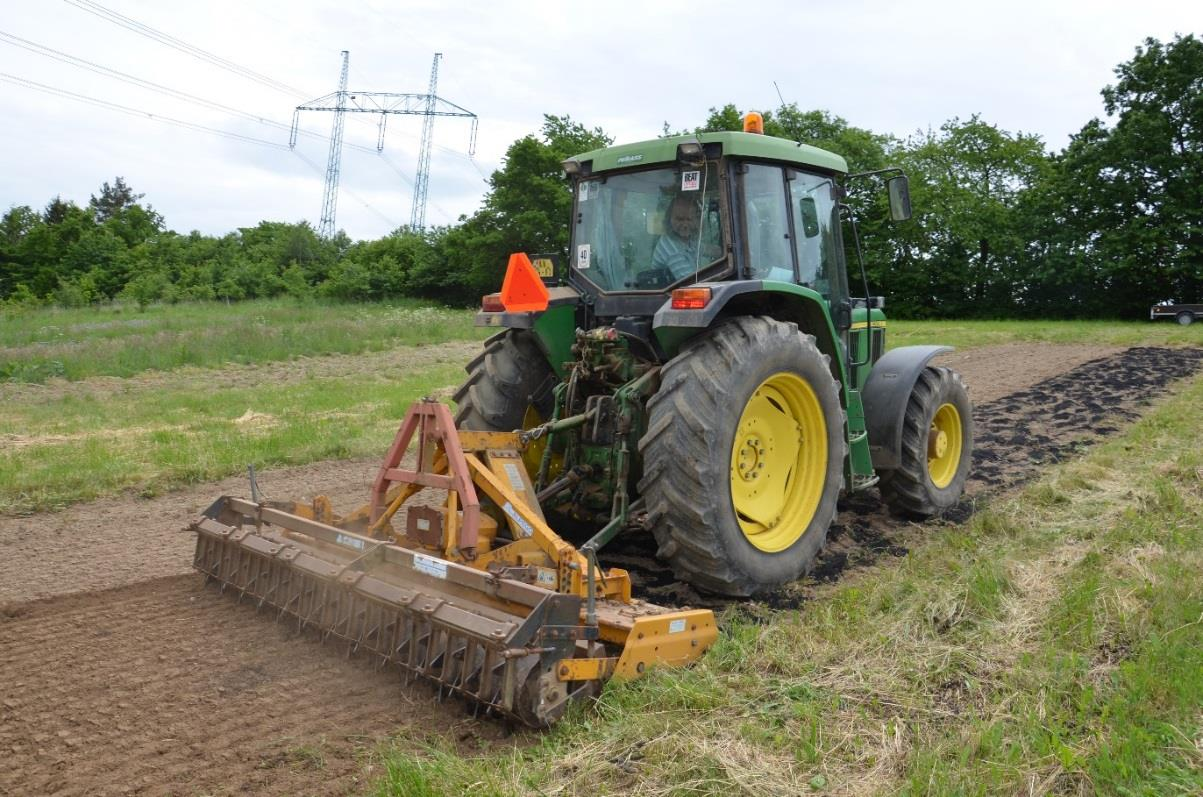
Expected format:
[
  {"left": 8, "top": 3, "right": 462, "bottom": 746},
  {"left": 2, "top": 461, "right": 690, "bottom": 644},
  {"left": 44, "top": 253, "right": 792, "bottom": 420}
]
[{"left": 455, "top": 117, "right": 972, "bottom": 597}]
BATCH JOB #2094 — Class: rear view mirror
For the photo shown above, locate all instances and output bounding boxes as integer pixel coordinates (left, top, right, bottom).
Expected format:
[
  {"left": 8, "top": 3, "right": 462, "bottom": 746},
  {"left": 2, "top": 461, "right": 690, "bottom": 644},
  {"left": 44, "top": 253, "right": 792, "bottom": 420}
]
[
  {"left": 798, "top": 197, "right": 820, "bottom": 238},
  {"left": 887, "top": 176, "right": 912, "bottom": 221}
]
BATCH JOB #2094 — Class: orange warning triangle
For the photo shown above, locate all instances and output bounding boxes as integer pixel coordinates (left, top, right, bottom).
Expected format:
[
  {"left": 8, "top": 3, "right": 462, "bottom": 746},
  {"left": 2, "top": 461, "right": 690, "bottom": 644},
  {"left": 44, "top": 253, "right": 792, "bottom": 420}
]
[{"left": 499, "top": 252, "right": 550, "bottom": 312}]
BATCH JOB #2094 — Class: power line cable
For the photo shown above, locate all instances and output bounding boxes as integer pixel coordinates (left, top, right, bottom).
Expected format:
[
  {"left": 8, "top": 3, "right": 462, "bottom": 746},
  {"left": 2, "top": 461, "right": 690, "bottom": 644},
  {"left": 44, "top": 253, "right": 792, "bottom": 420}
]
[
  {"left": 292, "top": 150, "right": 399, "bottom": 230},
  {"left": 63, "top": 0, "right": 390, "bottom": 147},
  {"left": 1, "top": 70, "right": 401, "bottom": 230},
  {"left": 4, "top": 14, "right": 476, "bottom": 228},
  {"left": 61, "top": 0, "right": 311, "bottom": 99},
  {"left": 0, "top": 70, "right": 292, "bottom": 150},
  {"left": 375, "top": 152, "right": 456, "bottom": 224},
  {"left": 0, "top": 30, "right": 319, "bottom": 143},
  {"left": 0, "top": 29, "right": 387, "bottom": 156},
  {"left": 57, "top": 1, "right": 489, "bottom": 171}
]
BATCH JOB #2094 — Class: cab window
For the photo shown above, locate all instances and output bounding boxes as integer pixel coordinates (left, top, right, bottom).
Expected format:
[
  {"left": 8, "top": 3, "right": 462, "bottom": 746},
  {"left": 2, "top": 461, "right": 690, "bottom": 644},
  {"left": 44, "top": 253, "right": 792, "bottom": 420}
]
[
  {"left": 741, "top": 164, "right": 794, "bottom": 282},
  {"left": 789, "top": 172, "right": 846, "bottom": 303}
]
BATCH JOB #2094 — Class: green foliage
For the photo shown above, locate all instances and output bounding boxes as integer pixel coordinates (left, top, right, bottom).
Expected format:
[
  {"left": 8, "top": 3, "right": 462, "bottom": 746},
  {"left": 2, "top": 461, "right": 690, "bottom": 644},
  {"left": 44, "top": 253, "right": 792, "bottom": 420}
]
[
  {"left": 882, "top": 116, "right": 1051, "bottom": 317},
  {"left": 432, "top": 114, "right": 611, "bottom": 301},
  {"left": 3, "top": 36, "right": 1200, "bottom": 317},
  {"left": 1026, "top": 34, "right": 1203, "bottom": 317}
]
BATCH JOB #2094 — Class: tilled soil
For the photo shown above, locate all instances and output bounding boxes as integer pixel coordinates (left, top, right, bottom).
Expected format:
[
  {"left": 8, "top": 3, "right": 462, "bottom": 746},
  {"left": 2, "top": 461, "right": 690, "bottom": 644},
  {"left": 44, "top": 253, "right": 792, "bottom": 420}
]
[
  {"left": 0, "top": 458, "right": 383, "bottom": 606},
  {"left": 0, "top": 342, "right": 1120, "bottom": 607},
  {"left": 1, "top": 343, "right": 1200, "bottom": 795},
  {"left": 0, "top": 578, "right": 503, "bottom": 797}
]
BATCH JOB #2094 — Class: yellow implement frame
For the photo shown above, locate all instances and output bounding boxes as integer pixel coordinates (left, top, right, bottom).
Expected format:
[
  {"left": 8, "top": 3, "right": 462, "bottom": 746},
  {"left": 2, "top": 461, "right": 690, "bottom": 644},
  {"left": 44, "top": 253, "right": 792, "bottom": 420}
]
[{"left": 197, "top": 398, "right": 716, "bottom": 725}]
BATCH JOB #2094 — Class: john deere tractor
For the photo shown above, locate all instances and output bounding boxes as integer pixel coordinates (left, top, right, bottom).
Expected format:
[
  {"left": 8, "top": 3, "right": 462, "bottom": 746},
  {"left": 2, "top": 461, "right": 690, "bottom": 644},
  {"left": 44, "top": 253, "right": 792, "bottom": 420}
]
[
  {"left": 456, "top": 115, "right": 973, "bottom": 597},
  {"left": 187, "top": 116, "right": 975, "bottom": 726}
]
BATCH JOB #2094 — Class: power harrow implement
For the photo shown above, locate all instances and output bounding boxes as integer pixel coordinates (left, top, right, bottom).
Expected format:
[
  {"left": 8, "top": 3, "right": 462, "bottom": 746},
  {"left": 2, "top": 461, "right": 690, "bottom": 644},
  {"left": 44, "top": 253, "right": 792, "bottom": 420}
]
[{"left": 191, "top": 399, "right": 717, "bottom": 726}]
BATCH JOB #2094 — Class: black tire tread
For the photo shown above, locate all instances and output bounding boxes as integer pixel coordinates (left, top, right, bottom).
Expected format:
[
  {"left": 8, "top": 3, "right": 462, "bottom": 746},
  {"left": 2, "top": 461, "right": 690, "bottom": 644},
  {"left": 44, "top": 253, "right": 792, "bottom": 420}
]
[
  {"left": 637, "top": 316, "right": 845, "bottom": 596},
  {"left": 453, "top": 330, "right": 552, "bottom": 431},
  {"left": 878, "top": 366, "right": 971, "bottom": 518}
]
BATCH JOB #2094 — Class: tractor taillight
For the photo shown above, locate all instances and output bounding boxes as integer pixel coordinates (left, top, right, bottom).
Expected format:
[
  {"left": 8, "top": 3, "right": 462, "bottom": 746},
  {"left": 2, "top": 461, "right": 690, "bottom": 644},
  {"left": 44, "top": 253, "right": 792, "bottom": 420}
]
[
  {"left": 671, "top": 287, "right": 712, "bottom": 310},
  {"left": 481, "top": 293, "right": 504, "bottom": 312}
]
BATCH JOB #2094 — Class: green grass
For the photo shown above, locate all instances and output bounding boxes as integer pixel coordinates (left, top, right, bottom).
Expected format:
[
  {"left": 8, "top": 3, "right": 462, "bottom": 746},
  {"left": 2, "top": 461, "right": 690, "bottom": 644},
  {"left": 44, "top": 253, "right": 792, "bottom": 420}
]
[
  {"left": 0, "top": 298, "right": 485, "bottom": 382},
  {"left": 886, "top": 318, "right": 1203, "bottom": 350},
  {"left": 370, "top": 373, "right": 1203, "bottom": 796},
  {"left": 0, "top": 360, "right": 468, "bottom": 514},
  {"left": 4, "top": 302, "right": 1199, "bottom": 385}
]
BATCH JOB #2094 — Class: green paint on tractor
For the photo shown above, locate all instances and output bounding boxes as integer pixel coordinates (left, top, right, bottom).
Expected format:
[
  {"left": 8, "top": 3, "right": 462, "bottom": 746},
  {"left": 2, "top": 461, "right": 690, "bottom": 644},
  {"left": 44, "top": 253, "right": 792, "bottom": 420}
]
[{"left": 459, "top": 121, "right": 972, "bottom": 597}]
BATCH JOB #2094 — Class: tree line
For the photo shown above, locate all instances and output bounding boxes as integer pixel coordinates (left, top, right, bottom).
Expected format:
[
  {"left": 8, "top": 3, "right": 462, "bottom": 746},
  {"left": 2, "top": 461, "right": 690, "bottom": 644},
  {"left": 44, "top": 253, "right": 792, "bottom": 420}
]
[{"left": 1, "top": 34, "right": 1199, "bottom": 318}]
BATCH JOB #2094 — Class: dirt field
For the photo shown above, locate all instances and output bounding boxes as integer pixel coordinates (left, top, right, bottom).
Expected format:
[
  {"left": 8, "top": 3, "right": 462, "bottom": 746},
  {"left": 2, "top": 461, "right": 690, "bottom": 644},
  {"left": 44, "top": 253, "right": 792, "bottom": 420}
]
[{"left": 2, "top": 342, "right": 1201, "bottom": 795}]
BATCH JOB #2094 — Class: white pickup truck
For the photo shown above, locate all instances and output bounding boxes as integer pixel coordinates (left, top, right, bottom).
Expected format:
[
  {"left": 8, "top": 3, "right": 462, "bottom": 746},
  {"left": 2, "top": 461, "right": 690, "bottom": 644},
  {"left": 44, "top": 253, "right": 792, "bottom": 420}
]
[{"left": 1150, "top": 302, "right": 1202, "bottom": 325}]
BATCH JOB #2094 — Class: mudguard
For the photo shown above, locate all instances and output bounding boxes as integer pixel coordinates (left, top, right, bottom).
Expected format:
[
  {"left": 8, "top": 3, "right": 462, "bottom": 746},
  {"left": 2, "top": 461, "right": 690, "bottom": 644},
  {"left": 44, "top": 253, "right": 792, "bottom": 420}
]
[{"left": 862, "top": 345, "right": 952, "bottom": 471}]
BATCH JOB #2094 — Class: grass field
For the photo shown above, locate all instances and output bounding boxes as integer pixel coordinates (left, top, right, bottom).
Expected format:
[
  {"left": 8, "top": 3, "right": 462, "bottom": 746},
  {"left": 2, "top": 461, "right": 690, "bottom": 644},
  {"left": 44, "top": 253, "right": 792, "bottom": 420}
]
[
  {"left": 0, "top": 298, "right": 484, "bottom": 382},
  {"left": 0, "top": 301, "right": 1199, "bottom": 515},
  {"left": 373, "top": 368, "right": 1203, "bottom": 796},
  {"left": 887, "top": 318, "right": 1203, "bottom": 350}
]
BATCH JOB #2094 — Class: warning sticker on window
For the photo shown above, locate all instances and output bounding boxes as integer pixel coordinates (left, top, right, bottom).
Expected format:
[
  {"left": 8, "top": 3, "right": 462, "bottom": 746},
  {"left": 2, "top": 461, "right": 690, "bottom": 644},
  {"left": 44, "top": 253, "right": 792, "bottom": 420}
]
[
  {"left": 579, "top": 182, "right": 591, "bottom": 202},
  {"left": 681, "top": 170, "right": 701, "bottom": 191},
  {"left": 576, "top": 243, "right": 591, "bottom": 270}
]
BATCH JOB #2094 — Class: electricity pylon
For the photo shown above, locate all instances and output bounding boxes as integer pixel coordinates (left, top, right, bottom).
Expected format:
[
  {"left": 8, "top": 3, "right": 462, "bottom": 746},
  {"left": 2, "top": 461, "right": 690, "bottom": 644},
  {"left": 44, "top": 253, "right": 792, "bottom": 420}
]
[
  {"left": 314, "top": 50, "right": 349, "bottom": 239},
  {"left": 411, "top": 53, "right": 441, "bottom": 231},
  {"left": 290, "top": 51, "right": 477, "bottom": 235}
]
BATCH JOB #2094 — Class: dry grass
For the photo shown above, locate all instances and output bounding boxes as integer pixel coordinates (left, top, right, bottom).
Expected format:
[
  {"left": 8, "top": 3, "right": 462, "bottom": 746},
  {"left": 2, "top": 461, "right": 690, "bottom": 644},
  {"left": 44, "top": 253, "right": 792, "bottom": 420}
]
[{"left": 373, "top": 371, "right": 1203, "bottom": 797}]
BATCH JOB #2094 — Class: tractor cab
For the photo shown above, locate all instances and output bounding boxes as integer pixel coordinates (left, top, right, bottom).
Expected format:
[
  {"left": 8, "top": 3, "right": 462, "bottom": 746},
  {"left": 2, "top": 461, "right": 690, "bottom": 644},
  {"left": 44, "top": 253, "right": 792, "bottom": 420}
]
[{"left": 564, "top": 129, "right": 852, "bottom": 309}]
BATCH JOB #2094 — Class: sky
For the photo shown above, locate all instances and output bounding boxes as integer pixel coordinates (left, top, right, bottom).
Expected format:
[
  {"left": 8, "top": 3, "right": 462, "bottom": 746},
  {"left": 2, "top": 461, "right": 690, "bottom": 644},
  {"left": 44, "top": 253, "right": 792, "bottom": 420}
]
[{"left": 0, "top": 0, "right": 1195, "bottom": 240}]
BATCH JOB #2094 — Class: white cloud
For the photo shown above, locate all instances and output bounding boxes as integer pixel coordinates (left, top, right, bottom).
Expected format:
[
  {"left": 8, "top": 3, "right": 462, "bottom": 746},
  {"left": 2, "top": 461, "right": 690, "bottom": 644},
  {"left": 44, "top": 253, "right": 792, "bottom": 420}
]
[{"left": 0, "top": 0, "right": 1194, "bottom": 239}]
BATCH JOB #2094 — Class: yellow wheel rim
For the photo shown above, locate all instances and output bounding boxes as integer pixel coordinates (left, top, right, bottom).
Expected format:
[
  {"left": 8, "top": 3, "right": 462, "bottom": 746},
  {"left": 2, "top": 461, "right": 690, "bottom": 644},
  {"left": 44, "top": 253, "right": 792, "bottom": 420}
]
[
  {"left": 521, "top": 405, "right": 562, "bottom": 479},
  {"left": 730, "top": 372, "right": 827, "bottom": 553},
  {"left": 927, "top": 403, "right": 962, "bottom": 489}
]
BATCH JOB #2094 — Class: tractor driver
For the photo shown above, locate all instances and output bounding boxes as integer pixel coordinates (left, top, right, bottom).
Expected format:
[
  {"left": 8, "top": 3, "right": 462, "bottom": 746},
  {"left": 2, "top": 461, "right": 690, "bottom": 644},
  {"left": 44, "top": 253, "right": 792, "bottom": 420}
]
[{"left": 651, "top": 193, "right": 704, "bottom": 281}]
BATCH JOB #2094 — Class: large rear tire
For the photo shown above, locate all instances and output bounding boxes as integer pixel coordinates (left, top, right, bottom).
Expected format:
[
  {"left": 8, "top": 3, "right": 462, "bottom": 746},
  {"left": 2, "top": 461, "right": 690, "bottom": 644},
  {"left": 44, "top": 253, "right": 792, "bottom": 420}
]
[
  {"left": 638, "top": 316, "right": 845, "bottom": 597},
  {"left": 878, "top": 366, "right": 973, "bottom": 518},
  {"left": 453, "top": 330, "right": 557, "bottom": 475}
]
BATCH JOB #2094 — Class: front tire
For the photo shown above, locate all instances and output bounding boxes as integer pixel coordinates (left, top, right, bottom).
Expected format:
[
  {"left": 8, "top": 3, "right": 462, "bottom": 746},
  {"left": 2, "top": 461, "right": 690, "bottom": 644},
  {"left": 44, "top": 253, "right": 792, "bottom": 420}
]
[
  {"left": 1177, "top": 312, "right": 1194, "bottom": 326},
  {"left": 879, "top": 366, "right": 973, "bottom": 518},
  {"left": 638, "top": 317, "right": 845, "bottom": 597}
]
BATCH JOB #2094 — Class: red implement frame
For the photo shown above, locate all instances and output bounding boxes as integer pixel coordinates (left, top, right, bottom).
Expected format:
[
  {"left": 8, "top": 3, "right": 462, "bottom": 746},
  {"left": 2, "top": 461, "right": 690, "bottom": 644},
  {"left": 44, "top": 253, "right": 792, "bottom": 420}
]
[{"left": 369, "top": 400, "right": 481, "bottom": 551}]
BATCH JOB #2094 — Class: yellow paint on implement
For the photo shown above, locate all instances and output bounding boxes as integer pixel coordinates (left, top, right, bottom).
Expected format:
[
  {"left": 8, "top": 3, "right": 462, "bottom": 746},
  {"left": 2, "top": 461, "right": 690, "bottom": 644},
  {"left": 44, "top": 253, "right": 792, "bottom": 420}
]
[
  {"left": 730, "top": 372, "right": 827, "bottom": 553},
  {"left": 613, "top": 610, "right": 719, "bottom": 678},
  {"left": 196, "top": 399, "right": 718, "bottom": 725},
  {"left": 927, "top": 402, "right": 963, "bottom": 488}
]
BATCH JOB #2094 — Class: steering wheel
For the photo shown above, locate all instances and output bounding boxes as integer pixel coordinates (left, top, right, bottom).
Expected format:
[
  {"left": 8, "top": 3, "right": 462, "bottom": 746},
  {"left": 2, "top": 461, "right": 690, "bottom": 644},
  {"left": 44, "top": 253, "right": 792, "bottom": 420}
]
[{"left": 631, "top": 267, "right": 675, "bottom": 289}]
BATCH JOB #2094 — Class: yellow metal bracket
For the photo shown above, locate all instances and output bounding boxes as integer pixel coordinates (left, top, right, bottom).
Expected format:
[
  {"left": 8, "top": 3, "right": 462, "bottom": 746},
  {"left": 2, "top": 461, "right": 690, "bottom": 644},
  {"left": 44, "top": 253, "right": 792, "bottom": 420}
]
[
  {"left": 614, "top": 610, "right": 718, "bottom": 678},
  {"left": 556, "top": 657, "right": 617, "bottom": 682}
]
